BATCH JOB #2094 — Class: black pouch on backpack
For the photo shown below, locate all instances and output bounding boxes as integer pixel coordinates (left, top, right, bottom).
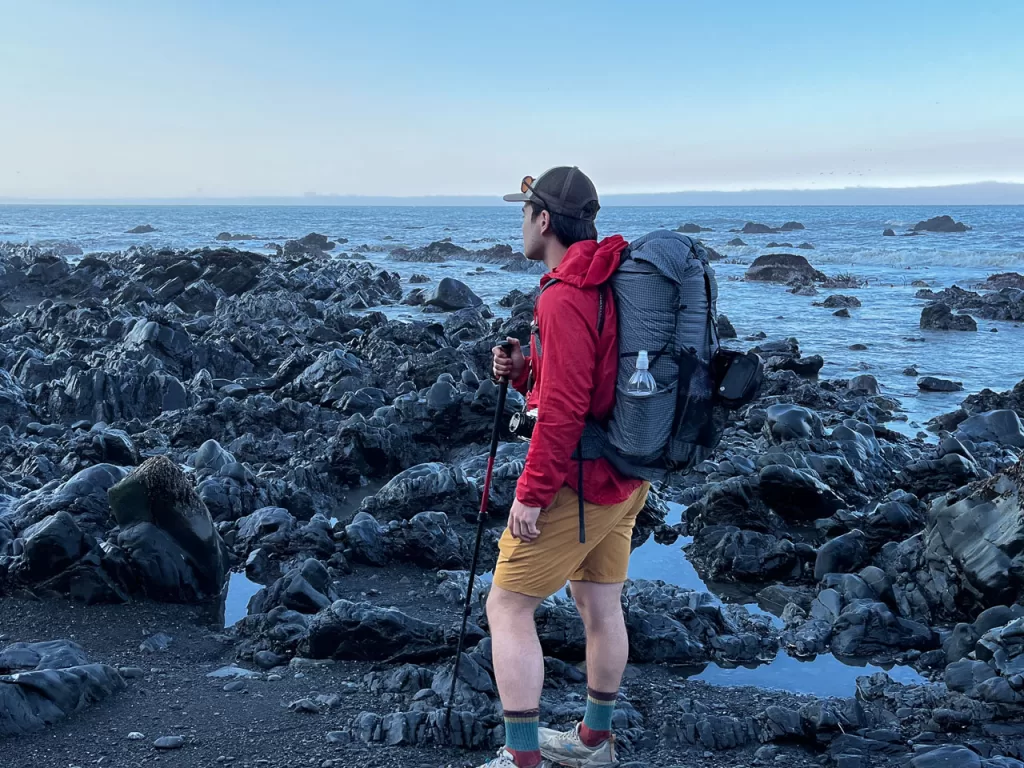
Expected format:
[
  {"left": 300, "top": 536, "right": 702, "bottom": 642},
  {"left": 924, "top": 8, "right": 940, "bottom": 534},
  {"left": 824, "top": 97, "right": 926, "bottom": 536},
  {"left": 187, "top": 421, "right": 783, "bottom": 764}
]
[{"left": 711, "top": 348, "right": 764, "bottom": 409}]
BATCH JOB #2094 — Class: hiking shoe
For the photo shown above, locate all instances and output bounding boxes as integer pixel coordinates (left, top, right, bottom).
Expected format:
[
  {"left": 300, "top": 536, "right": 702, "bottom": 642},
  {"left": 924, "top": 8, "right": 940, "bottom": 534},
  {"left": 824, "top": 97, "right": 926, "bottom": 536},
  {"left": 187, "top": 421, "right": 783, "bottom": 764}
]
[
  {"left": 538, "top": 723, "right": 616, "bottom": 767},
  {"left": 476, "top": 748, "right": 554, "bottom": 768}
]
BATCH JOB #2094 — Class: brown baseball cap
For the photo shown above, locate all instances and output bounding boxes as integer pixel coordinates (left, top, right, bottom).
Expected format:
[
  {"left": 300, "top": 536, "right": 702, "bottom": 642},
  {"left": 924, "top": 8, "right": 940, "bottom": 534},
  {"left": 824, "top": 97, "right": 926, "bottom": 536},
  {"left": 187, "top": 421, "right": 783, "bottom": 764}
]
[{"left": 503, "top": 166, "right": 600, "bottom": 220}]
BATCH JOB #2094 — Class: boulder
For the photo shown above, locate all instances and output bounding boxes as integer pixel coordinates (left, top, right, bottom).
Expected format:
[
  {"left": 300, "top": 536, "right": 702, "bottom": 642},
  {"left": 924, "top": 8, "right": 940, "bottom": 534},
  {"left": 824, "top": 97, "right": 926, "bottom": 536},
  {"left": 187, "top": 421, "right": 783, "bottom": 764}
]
[
  {"left": 912, "top": 215, "right": 971, "bottom": 233},
  {"left": 426, "top": 278, "right": 483, "bottom": 311},
  {"left": 814, "top": 530, "right": 871, "bottom": 580},
  {"left": 126, "top": 224, "right": 156, "bottom": 234},
  {"left": 727, "top": 238, "right": 747, "bottom": 246},
  {"left": 741, "top": 222, "right": 776, "bottom": 234},
  {"left": 920, "top": 302, "right": 978, "bottom": 331},
  {"left": 303, "top": 600, "right": 447, "bottom": 661},
  {"left": 957, "top": 410, "right": 1024, "bottom": 448},
  {"left": 108, "top": 455, "right": 229, "bottom": 599},
  {"left": 883, "top": 229, "right": 896, "bottom": 237},
  {"left": 847, "top": 375, "right": 880, "bottom": 396},
  {"left": 764, "top": 404, "right": 824, "bottom": 442},
  {"left": 760, "top": 465, "right": 846, "bottom": 520},
  {"left": 717, "top": 314, "right": 737, "bottom": 339},
  {"left": 676, "top": 223, "right": 711, "bottom": 233},
  {"left": 0, "top": 651, "right": 125, "bottom": 736},
  {"left": 926, "top": 461, "right": 1024, "bottom": 609},
  {"left": 688, "top": 526, "right": 800, "bottom": 582},
  {"left": 745, "top": 254, "right": 827, "bottom": 284},
  {"left": 780, "top": 221, "right": 805, "bottom": 231},
  {"left": 831, "top": 601, "right": 936, "bottom": 656},
  {"left": 918, "top": 377, "right": 963, "bottom": 393}
]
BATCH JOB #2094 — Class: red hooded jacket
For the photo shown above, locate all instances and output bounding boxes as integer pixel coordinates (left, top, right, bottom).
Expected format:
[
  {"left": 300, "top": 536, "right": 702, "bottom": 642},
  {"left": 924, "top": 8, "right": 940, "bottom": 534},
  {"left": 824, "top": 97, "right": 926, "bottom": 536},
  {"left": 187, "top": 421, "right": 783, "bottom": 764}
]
[{"left": 512, "top": 235, "right": 644, "bottom": 509}]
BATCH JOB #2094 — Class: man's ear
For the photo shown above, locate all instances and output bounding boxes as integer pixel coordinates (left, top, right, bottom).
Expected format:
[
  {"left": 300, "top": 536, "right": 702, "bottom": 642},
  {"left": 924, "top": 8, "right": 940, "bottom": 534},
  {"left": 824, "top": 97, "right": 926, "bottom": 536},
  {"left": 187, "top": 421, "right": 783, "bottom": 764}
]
[{"left": 538, "top": 209, "right": 551, "bottom": 236}]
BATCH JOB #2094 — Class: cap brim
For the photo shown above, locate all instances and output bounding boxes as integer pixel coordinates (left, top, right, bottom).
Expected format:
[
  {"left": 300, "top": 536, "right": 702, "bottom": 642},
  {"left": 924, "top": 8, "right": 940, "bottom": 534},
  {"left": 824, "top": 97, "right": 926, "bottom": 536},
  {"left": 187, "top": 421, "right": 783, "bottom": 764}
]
[{"left": 502, "top": 192, "right": 532, "bottom": 203}]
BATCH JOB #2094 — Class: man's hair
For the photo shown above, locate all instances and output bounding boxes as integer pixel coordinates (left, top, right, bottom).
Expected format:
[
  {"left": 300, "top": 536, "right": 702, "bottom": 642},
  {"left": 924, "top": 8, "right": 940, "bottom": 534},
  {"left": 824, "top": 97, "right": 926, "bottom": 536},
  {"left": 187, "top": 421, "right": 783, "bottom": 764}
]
[{"left": 529, "top": 202, "right": 598, "bottom": 247}]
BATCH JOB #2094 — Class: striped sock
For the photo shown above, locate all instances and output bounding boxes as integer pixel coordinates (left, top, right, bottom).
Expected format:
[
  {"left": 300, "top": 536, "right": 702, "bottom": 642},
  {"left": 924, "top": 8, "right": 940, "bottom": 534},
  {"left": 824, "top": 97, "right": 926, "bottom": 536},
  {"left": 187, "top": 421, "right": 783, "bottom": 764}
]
[
  {"left": 580, "top": 687, "right": 616, "bottom": 747},
  {"left": 503, "top": 709, "right": 541, "bottom": 768}
]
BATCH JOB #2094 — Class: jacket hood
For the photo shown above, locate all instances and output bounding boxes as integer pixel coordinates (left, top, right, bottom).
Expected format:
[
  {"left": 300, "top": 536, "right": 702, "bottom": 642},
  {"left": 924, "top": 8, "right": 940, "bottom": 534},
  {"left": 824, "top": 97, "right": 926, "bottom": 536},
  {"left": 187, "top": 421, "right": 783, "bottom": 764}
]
[{"left": 541, "top": 235, "right": 627, "bottom": 289}]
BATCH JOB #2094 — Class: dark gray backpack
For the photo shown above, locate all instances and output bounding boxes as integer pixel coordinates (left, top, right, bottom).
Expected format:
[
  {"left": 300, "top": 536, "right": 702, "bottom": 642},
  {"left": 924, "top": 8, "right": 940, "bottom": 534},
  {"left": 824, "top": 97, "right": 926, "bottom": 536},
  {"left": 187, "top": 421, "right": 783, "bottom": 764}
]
[{"left": 574, "top": 230, "right": 725, "bottom": 482}]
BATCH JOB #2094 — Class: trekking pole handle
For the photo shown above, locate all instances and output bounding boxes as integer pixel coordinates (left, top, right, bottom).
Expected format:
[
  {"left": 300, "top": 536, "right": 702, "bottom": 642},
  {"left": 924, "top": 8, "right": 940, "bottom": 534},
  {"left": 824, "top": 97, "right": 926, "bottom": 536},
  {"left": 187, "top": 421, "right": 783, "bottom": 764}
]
[{"left": 498, "top": 341, "right": 514, "bottom": 381}]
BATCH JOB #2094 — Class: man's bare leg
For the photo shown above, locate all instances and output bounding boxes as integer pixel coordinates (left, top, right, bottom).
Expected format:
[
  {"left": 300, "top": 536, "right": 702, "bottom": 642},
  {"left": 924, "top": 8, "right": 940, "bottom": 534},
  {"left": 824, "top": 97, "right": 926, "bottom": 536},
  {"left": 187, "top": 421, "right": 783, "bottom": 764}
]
[
  {"left": 486, "top": 584, "right": 546, "bottom": 767},
  {"left": 570, "top": 580, "right": 629, "bottom": 693}
]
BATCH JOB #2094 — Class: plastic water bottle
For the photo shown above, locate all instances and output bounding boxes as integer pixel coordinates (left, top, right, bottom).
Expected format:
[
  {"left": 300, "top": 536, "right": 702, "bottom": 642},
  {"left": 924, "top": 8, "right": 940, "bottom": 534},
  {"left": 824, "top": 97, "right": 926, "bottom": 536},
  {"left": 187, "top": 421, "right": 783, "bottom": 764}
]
[{"left": 627, "top": 350, "right": 658, "bottom": 397}]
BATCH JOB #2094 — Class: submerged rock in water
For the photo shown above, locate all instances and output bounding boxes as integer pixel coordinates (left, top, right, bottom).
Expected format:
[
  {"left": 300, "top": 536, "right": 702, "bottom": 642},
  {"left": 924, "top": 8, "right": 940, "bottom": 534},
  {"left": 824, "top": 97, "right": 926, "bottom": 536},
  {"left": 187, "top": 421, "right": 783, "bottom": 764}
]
[
  {"left": 425, "top": 278, "right": 482, "bottom": 311},
  {"left": 920, "top": 302, "right": 978, "bottom": 331},
  {"left": 126, "top": 224, "right": 156, "bottom": 234},
  {"left": 822, "top": 294, "right": 862, "bottom": 309},
  {"left": 745, "top": 254, "right": 827, "bottom": 284},
  {"left": 912, "top": 215, "right": 971, "bottom": 233},
  {"left": 918, "top": 377, "right": 963, "bottom": 393},
  {"left": 676, "top": 223, "right": 712, "bottom": 233}
]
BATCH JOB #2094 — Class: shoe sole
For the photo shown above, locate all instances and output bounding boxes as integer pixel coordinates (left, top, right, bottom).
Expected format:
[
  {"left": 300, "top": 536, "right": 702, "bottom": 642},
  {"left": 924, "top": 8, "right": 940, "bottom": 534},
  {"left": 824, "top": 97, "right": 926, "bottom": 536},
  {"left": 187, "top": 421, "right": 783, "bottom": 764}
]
[{"left": 538, "top": 750, "right": 616, "bottom": 768}]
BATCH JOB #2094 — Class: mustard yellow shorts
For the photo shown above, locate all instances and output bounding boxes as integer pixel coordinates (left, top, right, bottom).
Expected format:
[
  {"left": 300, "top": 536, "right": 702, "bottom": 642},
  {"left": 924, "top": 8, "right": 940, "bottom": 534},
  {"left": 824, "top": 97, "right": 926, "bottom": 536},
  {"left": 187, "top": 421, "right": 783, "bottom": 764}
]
[{"left": 493, "top": 482, "right": 651, "bottom": 598}]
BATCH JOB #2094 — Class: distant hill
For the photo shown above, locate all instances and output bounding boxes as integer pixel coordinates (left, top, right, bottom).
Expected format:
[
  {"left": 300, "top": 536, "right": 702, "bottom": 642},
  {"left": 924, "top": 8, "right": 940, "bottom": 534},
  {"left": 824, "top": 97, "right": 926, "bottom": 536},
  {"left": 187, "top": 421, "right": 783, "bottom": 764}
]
[{"left": 2, "top": 181, "right": 1022, "bottom": 206}]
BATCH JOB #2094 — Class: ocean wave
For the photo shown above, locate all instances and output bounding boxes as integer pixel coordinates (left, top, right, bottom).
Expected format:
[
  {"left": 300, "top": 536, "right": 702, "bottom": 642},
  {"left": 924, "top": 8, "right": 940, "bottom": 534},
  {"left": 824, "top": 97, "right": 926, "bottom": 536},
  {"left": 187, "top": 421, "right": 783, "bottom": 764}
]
[{"left": 806, "top": 248, "right": 1024, "bottom": 269}]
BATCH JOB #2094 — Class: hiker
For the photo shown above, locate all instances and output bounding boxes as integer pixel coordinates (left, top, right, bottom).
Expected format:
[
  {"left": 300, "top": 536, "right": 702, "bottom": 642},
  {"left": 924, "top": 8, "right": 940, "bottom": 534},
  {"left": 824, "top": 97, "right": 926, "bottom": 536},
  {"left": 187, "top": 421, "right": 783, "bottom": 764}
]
[{"left": 481, "top": 167, "right": 650, "bottom": 768}]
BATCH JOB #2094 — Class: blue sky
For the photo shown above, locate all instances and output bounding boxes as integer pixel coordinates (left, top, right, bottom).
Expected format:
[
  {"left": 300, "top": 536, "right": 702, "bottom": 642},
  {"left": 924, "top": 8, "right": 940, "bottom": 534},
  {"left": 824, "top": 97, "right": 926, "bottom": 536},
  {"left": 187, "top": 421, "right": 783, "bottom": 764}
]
[{"left": 1, "top": 0, "right": 1022, "bottom": 198}]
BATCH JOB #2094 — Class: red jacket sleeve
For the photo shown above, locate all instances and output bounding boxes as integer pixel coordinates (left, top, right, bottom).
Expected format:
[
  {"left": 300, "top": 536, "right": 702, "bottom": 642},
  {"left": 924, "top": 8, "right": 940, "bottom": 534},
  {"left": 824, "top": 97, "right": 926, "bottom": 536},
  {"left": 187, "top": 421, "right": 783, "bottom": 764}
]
[
  {"left": 511, "top": 349, "right": 532, "bottom": 396},
  {"left": 515, "top": 285, "right": 598, "bottom": 508}
]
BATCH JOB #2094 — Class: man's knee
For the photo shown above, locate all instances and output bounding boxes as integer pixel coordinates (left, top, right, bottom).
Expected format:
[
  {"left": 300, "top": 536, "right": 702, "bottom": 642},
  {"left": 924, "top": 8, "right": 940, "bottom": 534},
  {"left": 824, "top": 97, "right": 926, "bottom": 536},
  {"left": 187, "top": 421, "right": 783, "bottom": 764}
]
[
  {"left": 571, "top": 583, "right": 625, "bottom": 631},
  {"left": 486, "top": 586, "right": 539, "bottom": 627}
]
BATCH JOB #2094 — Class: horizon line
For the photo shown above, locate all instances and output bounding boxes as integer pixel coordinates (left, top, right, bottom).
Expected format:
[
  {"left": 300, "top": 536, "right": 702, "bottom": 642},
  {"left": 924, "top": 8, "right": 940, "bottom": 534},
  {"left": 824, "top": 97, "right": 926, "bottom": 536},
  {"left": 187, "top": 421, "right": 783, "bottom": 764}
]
[{"left": 2, "top": 180, "right": 1023, "bottom": 206}]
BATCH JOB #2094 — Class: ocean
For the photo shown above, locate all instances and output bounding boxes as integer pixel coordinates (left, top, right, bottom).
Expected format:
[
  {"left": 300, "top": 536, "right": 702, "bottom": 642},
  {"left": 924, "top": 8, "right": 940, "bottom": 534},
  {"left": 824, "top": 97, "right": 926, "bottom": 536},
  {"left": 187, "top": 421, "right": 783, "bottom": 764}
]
[{"left": 4, "top": 203, "right": 1022, "bottom": 433}]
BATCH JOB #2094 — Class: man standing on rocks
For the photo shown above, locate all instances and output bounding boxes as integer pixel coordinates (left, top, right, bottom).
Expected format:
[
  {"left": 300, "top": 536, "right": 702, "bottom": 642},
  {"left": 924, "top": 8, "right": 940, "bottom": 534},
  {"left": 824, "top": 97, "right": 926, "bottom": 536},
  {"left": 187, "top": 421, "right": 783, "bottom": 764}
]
[{"left": 480, "top": 168, "right": 651, "bottom": 768}]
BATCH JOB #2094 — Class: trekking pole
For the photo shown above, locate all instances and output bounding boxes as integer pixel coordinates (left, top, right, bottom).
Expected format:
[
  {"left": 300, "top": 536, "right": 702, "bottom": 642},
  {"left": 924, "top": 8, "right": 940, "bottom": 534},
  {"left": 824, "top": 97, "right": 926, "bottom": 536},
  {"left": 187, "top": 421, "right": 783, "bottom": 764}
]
[{"left": 445, "top": 342, "right": 513, "bottom": 723}]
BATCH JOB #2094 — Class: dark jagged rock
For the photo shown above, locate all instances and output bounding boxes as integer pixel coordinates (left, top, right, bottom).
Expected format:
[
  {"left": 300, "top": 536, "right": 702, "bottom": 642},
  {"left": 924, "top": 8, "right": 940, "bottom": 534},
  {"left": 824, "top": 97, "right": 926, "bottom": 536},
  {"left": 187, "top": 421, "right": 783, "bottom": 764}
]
[
  {"left": 978, "top": 272, "right": 1024, "bottom": 291},
  {"left": 814, "top": 530, "right": 871, "bottom": 580},
  {"left": 0, "top": 640, "right": 125, "bottom": 737},
  {"left": 957, "top": 410, "right": 1024, "bottom": 448},
  {"left": 831, "top": 601, "right": 936, "bottom": 656},
  {"left": 920, "top": 302, "right": 978, "bottom": 331},
  {"left": 760, "top": 464, "right": 847, "bottom": 520},
  {"left": 717, "top": 314, "right": 737, "bottom": 339},
  {"left": 359, "top": 462, "right": 473, "bottom": 521},
  {"left": 688, "top": 526, "right": 801, "bottom": 582},
  {"left": 912, "top": 215, "right": 971, "bottom": 233},
  {"left": 283, "top": 233, "right": 336, "bottom": 257},
  {"left": 343, "top": 510, "right": 464, "bottom": 569},
  {"left": 303, "top": 600, "right": 448, "bottom": 661},
  {"left": 685, "top": 476, "right": 779, "bottom": 534},
  {"left": 215, "top": 232, "right": 258, "bottom": 241},
  {"left": 751, "top": 338, "right": 824, "bottom": 377},
  {"left": 745, "top": 254, "right": 827, "bottom": 284}
]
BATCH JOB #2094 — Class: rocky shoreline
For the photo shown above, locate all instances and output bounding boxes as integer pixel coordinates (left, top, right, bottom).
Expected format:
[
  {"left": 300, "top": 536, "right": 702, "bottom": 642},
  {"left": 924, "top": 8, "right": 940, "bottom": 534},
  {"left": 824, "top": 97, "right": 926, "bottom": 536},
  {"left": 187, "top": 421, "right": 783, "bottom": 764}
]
[{"left": 2, "top": 237, "right": 1024, "bottom": 767}]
